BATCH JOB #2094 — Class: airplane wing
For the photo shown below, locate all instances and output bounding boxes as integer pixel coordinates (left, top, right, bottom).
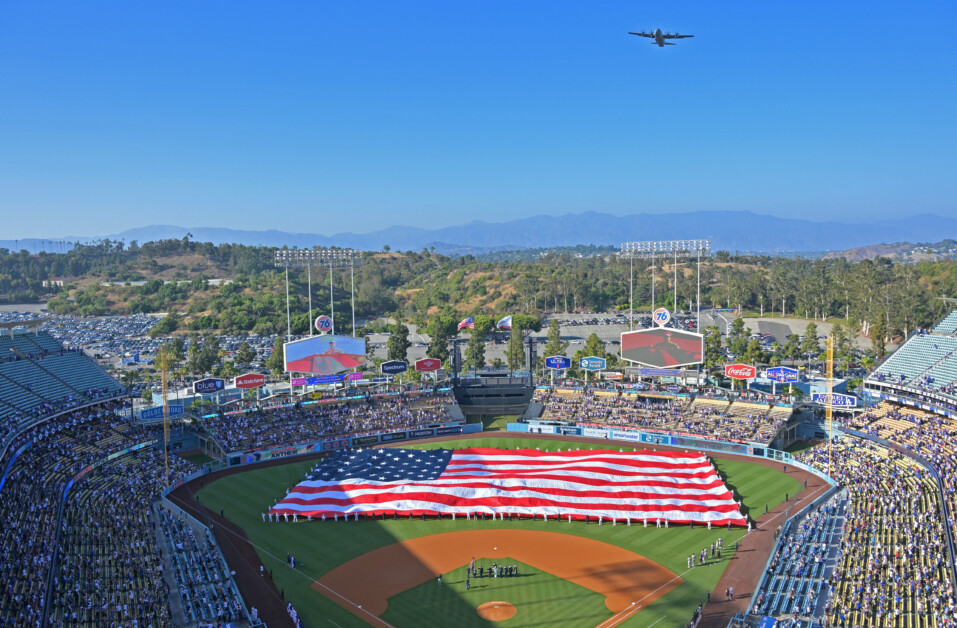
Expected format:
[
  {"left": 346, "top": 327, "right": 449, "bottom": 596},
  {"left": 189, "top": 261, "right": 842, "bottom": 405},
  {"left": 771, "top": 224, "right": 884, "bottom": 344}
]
[
  {"left": 662, "top": 33, "right": 694, "bottom": 39},
  {"left": 628, "top": 31, "right": 655, "bottom": 38}
]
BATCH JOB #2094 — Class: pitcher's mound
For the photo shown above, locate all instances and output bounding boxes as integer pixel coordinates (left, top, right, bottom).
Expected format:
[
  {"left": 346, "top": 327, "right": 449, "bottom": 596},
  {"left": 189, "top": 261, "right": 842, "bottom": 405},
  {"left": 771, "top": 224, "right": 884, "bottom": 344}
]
[{"left": 477, "top": 601, "right": 516, "bottom": 621}]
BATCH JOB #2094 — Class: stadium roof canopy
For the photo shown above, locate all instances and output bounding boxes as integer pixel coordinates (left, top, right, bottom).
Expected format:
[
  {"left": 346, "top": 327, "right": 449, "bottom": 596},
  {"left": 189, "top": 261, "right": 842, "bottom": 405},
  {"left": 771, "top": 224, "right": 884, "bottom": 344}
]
[{"left": 0, "top": 318, "right": 49, "bottom": 336}]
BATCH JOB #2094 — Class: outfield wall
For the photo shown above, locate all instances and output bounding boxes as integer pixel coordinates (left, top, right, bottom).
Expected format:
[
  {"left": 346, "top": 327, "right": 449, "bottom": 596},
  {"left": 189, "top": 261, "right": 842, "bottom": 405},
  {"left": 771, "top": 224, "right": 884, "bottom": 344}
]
[{"left": 506, "top": 422, "right": 833, "bottom": 482}]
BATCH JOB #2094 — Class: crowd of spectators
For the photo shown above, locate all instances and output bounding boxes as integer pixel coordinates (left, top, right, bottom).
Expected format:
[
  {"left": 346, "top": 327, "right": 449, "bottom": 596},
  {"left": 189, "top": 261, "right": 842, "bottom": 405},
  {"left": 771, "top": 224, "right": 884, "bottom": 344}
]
[
  {"left": 48, "top": 446, "right": 195, "bottom": 626},
  {"left": 796, "top": 439, "right": 954, "bottom": 627},
  {"left": 156, "top": 505, "right": 246, "bottom": 625},
  {"left": 752, "top": 495, "right": 844, "bottom": 621},
  {"left": 534, "top": 387, "right": 789, "bottom": 444},
  {"left": 200, "top": 388, "right": 455, "bottom": 453},
  {"left": 0, "top": 405, "right": 149, "bottom": 625}
]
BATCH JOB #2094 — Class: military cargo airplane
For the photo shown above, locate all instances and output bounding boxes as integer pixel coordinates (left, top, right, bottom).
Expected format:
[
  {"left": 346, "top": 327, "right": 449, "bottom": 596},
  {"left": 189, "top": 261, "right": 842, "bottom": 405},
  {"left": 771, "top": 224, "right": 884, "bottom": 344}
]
[{"left": 629, "top": 28, "right": 694, "bottom": 47}]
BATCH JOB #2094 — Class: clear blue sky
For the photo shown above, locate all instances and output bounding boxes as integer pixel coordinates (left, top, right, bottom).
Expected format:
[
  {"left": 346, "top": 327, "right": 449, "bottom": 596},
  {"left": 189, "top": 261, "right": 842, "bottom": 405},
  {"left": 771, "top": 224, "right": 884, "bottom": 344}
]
[{"left": 2, "top": 1, "right": 955, "bottom": 239}]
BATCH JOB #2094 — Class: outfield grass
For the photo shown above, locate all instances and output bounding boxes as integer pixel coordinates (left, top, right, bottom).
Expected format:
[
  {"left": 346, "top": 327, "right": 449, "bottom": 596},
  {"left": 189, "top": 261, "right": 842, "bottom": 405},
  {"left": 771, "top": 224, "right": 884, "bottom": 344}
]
[{"left": 196, "top": 436, "right": 800, "bottom": 628}]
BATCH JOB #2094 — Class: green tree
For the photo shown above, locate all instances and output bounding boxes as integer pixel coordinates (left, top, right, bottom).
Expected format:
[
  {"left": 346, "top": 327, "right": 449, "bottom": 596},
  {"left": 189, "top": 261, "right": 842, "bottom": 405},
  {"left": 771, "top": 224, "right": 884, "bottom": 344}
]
[
  {"left": 727, "top": 317, "right": 750, "bottom": 356},
  {"left": 703, "top": 326, "right": 724, "bottom": 369},
  {"left": 543, "top": 319, "right": 568, "bottom": 359},
  {"left": 235, "top": 341, "right": 256, "bottom": 365},
  {"left": 507, "top": 322, "right": 527, "bottom": 371},
  {"left": 871, "top": 312, "right": 888, "bottom": 359},
  {"left": 265, "top": 337, "right": 285, "bottom": 374},
  {"left": 148, "top": 313, "right": 181, "bottom": 338},
  {"left": 426, "top": 315, "right": 455, "bottom": 364},
  {"left": 387, "top": 323, "right": 411, "bottom": 362},
  {"left": 801, "top": 322, "right": 820, "bottom": 362},
  {"left": 464, "top": 328, "right": 486, "bottom": 372},
  {"left": 141, "top": 388, "right": 154, "bottom": 403},
  {"left": 166, "top": 336, "right": 186, "bottom": 362},
  {"left": 472, "top": 315, "right": 494, "bottom": 336},
  {"left": 782, "top": 334, "right": 801, "bottom": 360},
  {"left": 743, "top": 339, "right": 766, "bottom": 365}
]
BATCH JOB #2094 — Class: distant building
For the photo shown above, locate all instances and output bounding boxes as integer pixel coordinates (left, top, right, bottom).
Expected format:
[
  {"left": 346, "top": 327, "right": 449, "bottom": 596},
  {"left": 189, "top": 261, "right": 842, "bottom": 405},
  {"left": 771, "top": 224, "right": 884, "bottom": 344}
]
[{"left": 42, "top": 277, "right": 78, "bottom": 287}]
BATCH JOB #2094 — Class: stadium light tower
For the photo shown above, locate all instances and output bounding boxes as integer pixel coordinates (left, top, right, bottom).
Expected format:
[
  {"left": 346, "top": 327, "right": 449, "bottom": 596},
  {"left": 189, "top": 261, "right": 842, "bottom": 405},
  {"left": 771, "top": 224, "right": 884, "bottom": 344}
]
[
  {"left": 620, "top": 240, "right": 711, "bottom": 331},
  {"left": 274, "top": 248, "right": 363, "bottom": 339}
]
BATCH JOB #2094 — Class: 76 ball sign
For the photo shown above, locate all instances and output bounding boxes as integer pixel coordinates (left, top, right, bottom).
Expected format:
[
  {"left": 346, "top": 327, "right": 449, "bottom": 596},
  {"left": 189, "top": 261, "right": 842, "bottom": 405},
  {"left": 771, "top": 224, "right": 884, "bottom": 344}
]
[
  {"left": 653, "top": 307, "right": 671, "bottom": 327},
  {"left": 315, "top": 315, "right": 332, "bottom": 334}
]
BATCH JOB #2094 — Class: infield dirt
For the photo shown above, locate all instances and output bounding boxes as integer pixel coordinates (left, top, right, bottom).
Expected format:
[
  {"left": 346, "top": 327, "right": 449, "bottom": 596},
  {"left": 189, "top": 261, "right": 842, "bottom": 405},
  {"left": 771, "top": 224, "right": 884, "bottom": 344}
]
[{"left": 312, "top": 528, "right": 682, "bottom": 623}]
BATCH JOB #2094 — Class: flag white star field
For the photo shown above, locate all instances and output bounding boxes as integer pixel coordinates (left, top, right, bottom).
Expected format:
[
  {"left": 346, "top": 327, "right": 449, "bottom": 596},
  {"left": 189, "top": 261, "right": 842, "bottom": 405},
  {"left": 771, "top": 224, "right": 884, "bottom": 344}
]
[{"left": 269, "top": 447, "right": 746, "bottom": 525}]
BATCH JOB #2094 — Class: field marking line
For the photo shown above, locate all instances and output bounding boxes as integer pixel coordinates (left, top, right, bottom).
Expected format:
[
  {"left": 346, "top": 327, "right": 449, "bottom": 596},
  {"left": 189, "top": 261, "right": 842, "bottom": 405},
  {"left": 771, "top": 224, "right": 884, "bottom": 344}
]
[
  {"left": 168, "top": 491, "right": 395, "bottom": 628},
  {"left": 646, "top": 616, "right": 667, "bottom": 628},
  {"left": 327, "top": 620, "right": 344, "bottom": 627},
  {"left": 593, "top": 484, "right": 827, "bottom": 628}
]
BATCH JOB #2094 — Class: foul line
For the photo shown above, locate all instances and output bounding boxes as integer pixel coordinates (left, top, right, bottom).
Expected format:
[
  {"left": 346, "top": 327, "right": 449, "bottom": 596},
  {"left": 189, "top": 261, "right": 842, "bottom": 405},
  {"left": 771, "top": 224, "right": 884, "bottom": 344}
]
[
  {"left": 167, "top": 491, "right": 394, "bottom": 628},
  {"left": 595, "top": 482, "right": 831, "bottom": 628}
]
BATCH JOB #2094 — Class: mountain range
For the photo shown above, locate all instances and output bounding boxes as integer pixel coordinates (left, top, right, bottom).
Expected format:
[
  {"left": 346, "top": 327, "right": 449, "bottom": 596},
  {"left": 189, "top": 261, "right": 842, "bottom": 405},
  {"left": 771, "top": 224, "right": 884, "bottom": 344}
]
[{"left": 3, "top": 211, "right": 956, "bottom": 256}]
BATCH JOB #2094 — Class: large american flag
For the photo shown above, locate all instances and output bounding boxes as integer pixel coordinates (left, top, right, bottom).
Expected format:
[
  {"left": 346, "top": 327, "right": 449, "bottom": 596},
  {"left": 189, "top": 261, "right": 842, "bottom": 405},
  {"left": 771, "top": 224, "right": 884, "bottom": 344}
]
[{"left": 270, "top": 447, "right": 746, "bottom": 525}]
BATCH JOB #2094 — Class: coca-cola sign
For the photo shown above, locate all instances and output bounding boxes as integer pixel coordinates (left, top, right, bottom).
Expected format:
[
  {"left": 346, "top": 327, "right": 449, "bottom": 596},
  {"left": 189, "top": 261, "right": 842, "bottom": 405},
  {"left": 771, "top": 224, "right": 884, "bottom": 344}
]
[{"left": 724, "top": 364, "right": 756, "bottom": 380}]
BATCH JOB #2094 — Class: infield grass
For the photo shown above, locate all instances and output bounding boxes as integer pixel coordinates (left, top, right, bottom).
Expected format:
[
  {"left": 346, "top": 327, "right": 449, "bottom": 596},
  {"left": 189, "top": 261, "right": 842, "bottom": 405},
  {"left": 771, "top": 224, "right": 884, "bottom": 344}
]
[
  {"left": 382, "top": 559, "right": 612, "bottom": 627},
  {"left": 194, "top": 435, "right": 800, "bottom": 628}
]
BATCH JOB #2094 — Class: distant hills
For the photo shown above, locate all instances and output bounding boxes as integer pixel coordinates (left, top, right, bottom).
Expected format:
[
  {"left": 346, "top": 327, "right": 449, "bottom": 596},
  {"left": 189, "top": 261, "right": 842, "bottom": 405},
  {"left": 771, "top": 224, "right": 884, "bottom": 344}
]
[
  {"left": 822, "top": 239, "right": 957, "bottom": 262},
  {"left": 4, "top": 210, "right": 957, "bottom": 256}
]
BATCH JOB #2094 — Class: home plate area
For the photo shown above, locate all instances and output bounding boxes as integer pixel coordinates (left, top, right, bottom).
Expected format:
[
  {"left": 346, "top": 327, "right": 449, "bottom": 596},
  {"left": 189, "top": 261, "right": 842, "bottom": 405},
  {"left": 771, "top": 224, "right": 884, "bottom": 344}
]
[{"left": 312, "top": 529, "right": 682, "bottom": 625}]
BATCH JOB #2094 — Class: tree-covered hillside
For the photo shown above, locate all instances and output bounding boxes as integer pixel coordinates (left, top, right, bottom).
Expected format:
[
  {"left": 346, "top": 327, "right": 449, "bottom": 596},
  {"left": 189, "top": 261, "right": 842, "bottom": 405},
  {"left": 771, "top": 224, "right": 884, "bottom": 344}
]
[{"left": 1, "top": 237, "right": 955, "bottom": 341}]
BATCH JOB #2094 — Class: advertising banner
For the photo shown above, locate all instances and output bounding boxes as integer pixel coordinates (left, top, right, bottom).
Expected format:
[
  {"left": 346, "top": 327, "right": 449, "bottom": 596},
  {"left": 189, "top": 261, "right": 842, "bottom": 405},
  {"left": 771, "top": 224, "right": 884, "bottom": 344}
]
[
  {"left": 811, "top": 393, "right": 858, "bottom": 407},
  {"left": 194, "top": 378, "right": 225, "bottom": 395},
  {"left": 559, "top": 426, "right": 583, "bottom": 436},
  {"left": 583, "top": 427, "right": 609, "bottom": 438},
  {"left": 284, "top": 335, "right": 366, "bottom": 375},
  {"left": 415, "top": 358, "right": 442, "bottom": 372},
  {"left": 610, "top": 429, "right": 642, "bottom": 441},
  {"left": 381, "top": 360, "right": 408, "bottom": 375},
  {"left": 436, "top": 426, "right": 462, "bottom": 436},
  {"left": 234, "top": 373, "right": 266, "bottom": 389},
  {"left": 409, "top": 428, "right": 436, "bottom": 439},
  {"left": 352, "top": 435, "right": 380, "bottom": 447},
  {"left": 579, "top": 356, "right": 607, "bottom": 371},
  {"left": 545, "top": 355, "right": 572, "bottom": 370},
  {"left": 319, "top": 437, "right": 351, "bottom": 452},
  {"left": 380, "top": 431, "right": 408, "bottom": 443},
  {"left": 725, "top": 364, "right": 756, "bottom": 380},
  {"left": 141, "top": 405, "right": 184, "bottom": 421},
  {"left": 766, "top": 367, "right": 799, "bottom": 383},
  {"left": 635, "top": 368, "right": 682, "bottom": 377}
]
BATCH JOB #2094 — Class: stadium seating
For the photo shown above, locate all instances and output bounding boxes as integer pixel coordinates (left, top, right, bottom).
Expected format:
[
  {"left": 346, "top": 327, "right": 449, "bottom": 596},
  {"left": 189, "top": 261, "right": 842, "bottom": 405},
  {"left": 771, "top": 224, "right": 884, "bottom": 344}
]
[
  {"left": 932, "top": 311, "right": 957, "bottom": 335},
  {"left": 752, "top": 493, "right": 845, "bottom": 620},
  {"left": 199, "top": 388, "right": 456, "bottom": 453},
  {"left": 156, "top": 506, "right": 247, "bottom": 624},
  {"left": 797, "top": 439, "right": 953, "bottom": 627},
  {"left": 534, "top": 387, "right": 789, "bottom": 444},
  {"left": 0, "top": 331, "right": 126, "bottom": 440}
]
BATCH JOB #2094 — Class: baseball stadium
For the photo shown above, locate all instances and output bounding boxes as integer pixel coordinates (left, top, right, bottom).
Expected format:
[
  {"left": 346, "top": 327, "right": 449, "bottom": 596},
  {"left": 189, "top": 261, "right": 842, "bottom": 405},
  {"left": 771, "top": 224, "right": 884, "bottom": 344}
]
[{"left": 2, "top": 295, "right": 957, "bottom": 628}]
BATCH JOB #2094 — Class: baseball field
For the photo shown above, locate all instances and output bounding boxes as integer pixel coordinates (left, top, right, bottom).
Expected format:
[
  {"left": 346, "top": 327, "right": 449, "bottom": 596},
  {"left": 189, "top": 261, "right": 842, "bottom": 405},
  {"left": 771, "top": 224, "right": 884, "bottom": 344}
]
[{"left": 192, "top": 435, "right": 801, "bottom": 627}]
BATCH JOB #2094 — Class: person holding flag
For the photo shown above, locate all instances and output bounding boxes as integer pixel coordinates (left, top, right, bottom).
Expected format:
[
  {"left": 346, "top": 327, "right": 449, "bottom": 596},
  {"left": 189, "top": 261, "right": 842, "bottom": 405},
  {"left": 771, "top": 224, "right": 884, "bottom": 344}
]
[{"left": 457, "top": 316, "right": 475, "bottom": 331}]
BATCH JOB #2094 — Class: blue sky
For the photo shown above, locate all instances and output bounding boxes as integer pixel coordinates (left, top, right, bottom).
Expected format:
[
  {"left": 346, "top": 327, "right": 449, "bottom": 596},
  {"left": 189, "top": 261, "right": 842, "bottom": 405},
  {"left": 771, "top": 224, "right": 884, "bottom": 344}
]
[{"left": 1, "top": 1, "right": 955, "bottom": 239}]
